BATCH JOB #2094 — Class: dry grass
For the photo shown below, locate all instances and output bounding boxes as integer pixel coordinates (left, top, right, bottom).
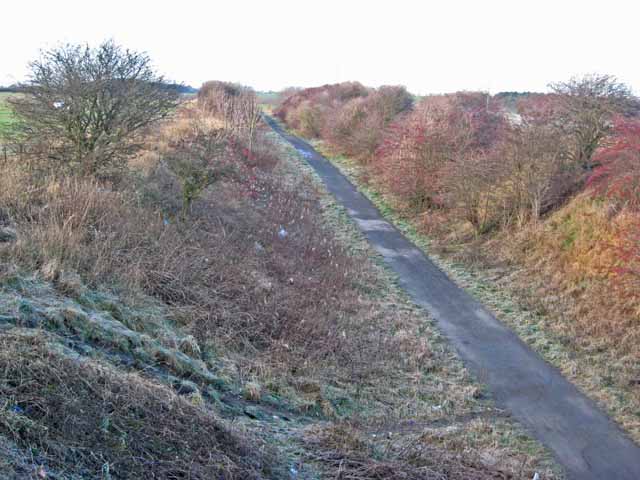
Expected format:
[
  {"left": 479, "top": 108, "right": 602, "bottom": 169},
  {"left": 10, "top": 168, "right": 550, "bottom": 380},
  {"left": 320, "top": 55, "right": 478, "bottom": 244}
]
[
  {"left": 301, "top": 424, "right": 513, "bottom": 480},
  {"left": 0, "top": 330, "right": 276, "bottom": 479},
  {"left": 503, "top": 196, "right": 640, "bottom": 355}
]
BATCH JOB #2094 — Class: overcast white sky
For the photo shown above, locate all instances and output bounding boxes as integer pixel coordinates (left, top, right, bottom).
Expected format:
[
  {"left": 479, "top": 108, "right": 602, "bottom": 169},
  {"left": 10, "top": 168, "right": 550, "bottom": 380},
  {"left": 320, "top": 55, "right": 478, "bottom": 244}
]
[{"left": 1, "top": 0, "right": 638, "bottom": 95}]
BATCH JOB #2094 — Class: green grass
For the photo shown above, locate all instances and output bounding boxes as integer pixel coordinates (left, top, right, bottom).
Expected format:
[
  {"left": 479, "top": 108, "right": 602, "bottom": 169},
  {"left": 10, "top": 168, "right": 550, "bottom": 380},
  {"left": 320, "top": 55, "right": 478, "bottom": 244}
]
[
  {"left": 256, "top": 91, "right": 280, "bottom": 103},
  {"left": 0, "top": 92, "right": 16, "bottom": 133}
]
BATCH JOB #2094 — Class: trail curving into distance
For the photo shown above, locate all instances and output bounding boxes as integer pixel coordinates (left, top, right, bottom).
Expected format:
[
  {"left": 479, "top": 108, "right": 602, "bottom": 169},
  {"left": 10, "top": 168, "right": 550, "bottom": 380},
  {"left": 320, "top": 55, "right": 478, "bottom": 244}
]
[{"left": 266, "top": 115, "right": 640, "bottom": 480}]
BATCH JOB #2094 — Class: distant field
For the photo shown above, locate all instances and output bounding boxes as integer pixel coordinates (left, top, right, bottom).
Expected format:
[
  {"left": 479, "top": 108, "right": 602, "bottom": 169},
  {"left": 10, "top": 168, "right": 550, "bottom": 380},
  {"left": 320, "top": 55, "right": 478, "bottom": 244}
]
[
  {"left": 0, "top": 92, "right": 16, "bottom": 132},
  {"left": 257, "top": 91, "right": 281, "bottom": 115},
  {"left": 257, "top": 91, "right": 280, "bottom": 105}
]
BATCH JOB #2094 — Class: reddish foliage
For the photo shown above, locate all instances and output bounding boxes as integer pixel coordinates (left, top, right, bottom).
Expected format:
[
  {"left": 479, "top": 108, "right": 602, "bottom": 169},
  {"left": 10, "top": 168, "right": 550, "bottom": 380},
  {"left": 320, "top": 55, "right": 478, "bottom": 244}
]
[
  {"left": 276, "top": 83, "right": 412, "bottom": 159},
  {"left": 588, "top": 116, "right": 640, "bottom": 210},
  {"left": 586, "top": 117, "right": 640, "bottom": 293},
  {"left": 274, "top": 82, "right": 368, "bottom": 128},
  {"left": 373, "top": 93, "right": 507, "bottom": 213},
  {"left": 446, "top": 92, "right": 507, "bottom": 151},
  {"left": 225, "top": 132, "right": 280, "bottom": 201},
  {"left": 373, "top": 99, "right": 450, "bottom": 210},
  {"left": 324, "top": 89, "right": 410, "bottom": 160}
]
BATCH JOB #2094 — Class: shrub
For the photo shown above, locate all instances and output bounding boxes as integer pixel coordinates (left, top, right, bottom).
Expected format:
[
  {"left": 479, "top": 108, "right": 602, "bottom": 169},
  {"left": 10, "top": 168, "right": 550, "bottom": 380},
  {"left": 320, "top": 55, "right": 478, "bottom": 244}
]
[
  {"left": 443, "top": 150, "right": 503, "bottom": 234},
  {"left": 275, "top": 82, "right": 371, "bottom": 140},
  {"left": 198, "top": 81, "right": 242, "bottom": 117},
  {"left": 275, "top": 82, "right": 368, "bottom": 120},
  {"left": 369, "top": 85, "right": 413, "bottom": 123},
  {"left": 332, "top": 81, "right": 369, "bottom": 102},
  {"left": 6, "top": 41, "right": 179, "bottom": 179},
  {"left": 374, "top": 93, "right": 508, "bottom": 232},
  {"left": 293, "top": 100, "right": 325, "bottom": 137},
  {"left": 549, "top": 74, "right": 634, "bottom": 169},
  {"left": 325, "top": 97, "right": 370, "bottom": 154},
  {"left": 493, "top": 123, "right": 578, "bottom": 227},
  {"left": 374, "top": 98, "right": 451, "bottom": 211},
  {"left": 198, "top": 81, "right": 261, "bottom": 150},
  {"left": 587, "top": 116, "right": 640, "bottom": 296},
  {"left": 163, "top": 126, "right": 232, "bottom": 217},
  {"left": 516, "top": 93, "right": 563, "bottom": 126},
  {"left": 588, "top": 116, "right": 640, "bottom": 210},
  {"left": 325, "top": 85, "right": 413, "bottom": 160}
]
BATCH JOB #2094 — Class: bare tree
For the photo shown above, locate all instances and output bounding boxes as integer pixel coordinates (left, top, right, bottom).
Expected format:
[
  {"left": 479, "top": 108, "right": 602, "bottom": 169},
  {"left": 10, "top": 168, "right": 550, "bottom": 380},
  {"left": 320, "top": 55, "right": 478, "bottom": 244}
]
[
  {"left": 237, "top": 88, "right": 261, "bottom": 153},
  {"left": 198, "top": 81, "right": 238, "bottom": 130},
  {"left": 499, "top": 124, "right": 575, "bottom": 226},
  {"left": 197, "top": 81, "right": 261, "bottom": 152},
  {"left": 7, "top": 40, "right": 179, "bottom": 178},
  {"left": 549, "top": 74, "right": 634, "bottom": 169}
]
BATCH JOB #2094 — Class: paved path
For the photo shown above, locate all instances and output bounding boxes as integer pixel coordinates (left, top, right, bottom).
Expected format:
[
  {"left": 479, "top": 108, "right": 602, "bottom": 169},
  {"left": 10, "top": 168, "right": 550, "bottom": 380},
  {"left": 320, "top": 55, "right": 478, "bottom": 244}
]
[{"left": 266, "top": 115, "right": 640, "bottom": 480}]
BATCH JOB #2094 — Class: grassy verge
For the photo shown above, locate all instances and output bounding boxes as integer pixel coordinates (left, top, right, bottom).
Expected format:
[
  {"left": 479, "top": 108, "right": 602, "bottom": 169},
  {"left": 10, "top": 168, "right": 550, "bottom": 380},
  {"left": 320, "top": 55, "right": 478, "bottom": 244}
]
[{"left": 305, "top": 137, "right": 640, "bottom": 446}]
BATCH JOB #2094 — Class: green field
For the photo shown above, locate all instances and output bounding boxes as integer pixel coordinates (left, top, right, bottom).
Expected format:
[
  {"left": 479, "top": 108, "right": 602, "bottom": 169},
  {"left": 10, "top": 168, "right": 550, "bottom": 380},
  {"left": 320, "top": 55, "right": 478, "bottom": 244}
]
[{"left": 0, "top": 92, "right": 15, "bottom": 132}]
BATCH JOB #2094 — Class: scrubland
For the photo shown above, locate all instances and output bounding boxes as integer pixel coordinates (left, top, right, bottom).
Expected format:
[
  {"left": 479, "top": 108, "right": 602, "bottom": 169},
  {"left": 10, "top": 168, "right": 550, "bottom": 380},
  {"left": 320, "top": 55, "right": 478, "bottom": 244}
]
[
  {"left": 274, "top": 78, "right": 640, "bottom": 441},
  {"left": 0, "top": 44, "right": 559, "bottom": 478}
]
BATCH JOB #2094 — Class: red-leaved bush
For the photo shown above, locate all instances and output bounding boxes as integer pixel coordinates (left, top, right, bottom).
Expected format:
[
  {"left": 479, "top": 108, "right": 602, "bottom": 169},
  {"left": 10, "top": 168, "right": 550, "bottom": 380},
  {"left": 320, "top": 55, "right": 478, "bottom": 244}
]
[
  {"left": 587, "top": 117, "right": 640, "bottom": 292},
  {"left": 373, "top": 93, "right": 507, "bottom": 224},
  {"left": 588, "top": 116, "right": 640, "bottom": 210},
  {"left": 373, "top": 96, "right": 451, "bottom": 211},
  {"left": 275, "top": 82, "right": 369, "bottom": 138},
  {"left": 276, "top": 83, "right": 412, "bottom": 160},
  {"left": 277, "top": 79, "right": 635, "bottom": 237},
  {"left": 332, "top": 86, "right": 413, "bottom": 160}
]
